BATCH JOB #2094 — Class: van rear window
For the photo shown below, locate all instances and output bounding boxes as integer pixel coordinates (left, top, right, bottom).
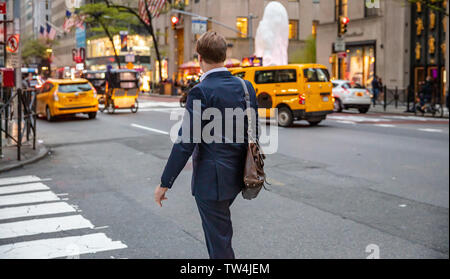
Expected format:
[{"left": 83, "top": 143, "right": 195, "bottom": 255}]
[
  {"left": 303, "top": 68, "right": 330, "bottom": 82},
  {"left": 58, "top": 83, "right": 92, "bottom": 93},
  {"left": 255, "top": 69, "right": 297, "bottom": 84}
]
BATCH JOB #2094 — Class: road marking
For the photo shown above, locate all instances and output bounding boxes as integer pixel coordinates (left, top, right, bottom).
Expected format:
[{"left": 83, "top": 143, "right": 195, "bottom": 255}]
[
  {"left": 329, "top": 115, "right": 388, "bottom": 123},
  {"left": 0, "top": 183, "right": 49, "bottom": 195},
  {"left": 0, "top": 215, "right": 94, "bottom": 239},
  {"left": 0, "top": 175, "right": 127, "bottom": 259},
  {"left": 0, "top": 233, "right": 127, "bottom": 259},
  {"left": 336, "top": 120, "right": 357, "bottom": 125},
  {"left": 139, "top": 108, "right": 184, "bottom": 113},
  {"left": 138, "top": 101, "right": 181, "bottom": 108},
  {"left": 418, "top": 128, "right": 443, "bottom": 133},
  {"left": 131, "top": 123, "right": 169, "bottom": 135},
  {"left": 0, "top": 202, "right": 76, "bottom": 221},
  {"left": 0, "top": 176, "right": 42, "bottom": 187},
  {"left": 0, "top": 192, "right": 60, "bottom": 207},
  {"left": 375, "top": 124, "right": 396, "bottom": 128}
]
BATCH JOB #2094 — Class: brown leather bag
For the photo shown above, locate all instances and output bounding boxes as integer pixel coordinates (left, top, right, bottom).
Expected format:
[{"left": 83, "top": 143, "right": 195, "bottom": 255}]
[{"left": 239, "top": 78, "right": 267, "bottom": 200}]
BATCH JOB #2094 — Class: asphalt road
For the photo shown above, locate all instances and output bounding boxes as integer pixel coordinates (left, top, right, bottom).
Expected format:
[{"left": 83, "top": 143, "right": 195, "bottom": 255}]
[{"left": 0, "top": 97, "right": 448, "bottom": 259}]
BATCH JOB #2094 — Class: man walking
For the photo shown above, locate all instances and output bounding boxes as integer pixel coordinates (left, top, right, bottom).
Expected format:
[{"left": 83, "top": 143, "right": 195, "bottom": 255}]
[
  {"left": 154, "top": 31, "right": 259, "bottom": 259},
  {"left": 371, "top": 75, "right": 380, "bottom": 107}
]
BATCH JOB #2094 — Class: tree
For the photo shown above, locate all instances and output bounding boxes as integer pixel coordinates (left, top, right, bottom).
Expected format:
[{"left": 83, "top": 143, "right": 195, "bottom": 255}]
[
  {"left": 290, "top": 35, "right": 316, "bottom": 64},
  {"left": 21, "top": 39, "right": 56, "bottom": 73},
  {"left": 78, "top": 3, "right": 139, "bottom": 68},
  {"left": 102, "top": 0, "right": 177, "bottom": 82}
]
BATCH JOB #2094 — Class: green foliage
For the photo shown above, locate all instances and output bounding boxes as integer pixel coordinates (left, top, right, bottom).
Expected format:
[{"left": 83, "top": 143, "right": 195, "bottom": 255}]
[
  {"left": 21, "top": 39, "right": 51, "bottom": 64},
  {"left": 290, "top": 35, "right": 317, "bottom": 64},
  {"left": 78, "top": 3, "right": 141, "bottom": 40}
]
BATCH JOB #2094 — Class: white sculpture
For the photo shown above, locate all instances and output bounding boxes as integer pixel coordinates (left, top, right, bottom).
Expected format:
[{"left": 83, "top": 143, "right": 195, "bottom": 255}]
[{"left": 255, "top": 1, "right": 289, "bottom": 66}]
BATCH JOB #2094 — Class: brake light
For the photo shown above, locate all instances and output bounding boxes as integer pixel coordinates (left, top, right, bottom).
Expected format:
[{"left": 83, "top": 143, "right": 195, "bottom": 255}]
[
  {"left": 53, "top": 91, "right": 59, "bottom": 101},
  {"left": 92, "top": 87, "right": 97, "bottom": 98},
  {"left": 299, "top": 93, "right": 306, "bottom": 105}
]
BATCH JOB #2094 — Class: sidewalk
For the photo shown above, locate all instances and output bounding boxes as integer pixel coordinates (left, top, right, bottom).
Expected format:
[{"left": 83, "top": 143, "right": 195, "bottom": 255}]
[
  {"left": 0, "top": 143, "right": 49, "bottom": 173},
  {"left": 369, "top": 104, "right": 449, "bottom": 118}
]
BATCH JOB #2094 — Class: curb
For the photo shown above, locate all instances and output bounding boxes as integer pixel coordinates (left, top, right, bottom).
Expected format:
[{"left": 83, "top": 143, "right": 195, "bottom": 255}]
[{"left": 0, "top": 145, "right": 51, "bottom": 174}]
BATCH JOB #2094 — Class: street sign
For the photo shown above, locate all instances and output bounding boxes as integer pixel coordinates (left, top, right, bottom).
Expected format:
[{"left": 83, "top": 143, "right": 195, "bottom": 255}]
[
  {"left": 337, "top": 52, "right": 347, "bottom": 59},
  {"left": 334, "top": 37, "right": 346, "bottom": 53},
  {"left": 192, "top": 17, "right": 207, "bottom": 35},
  {"left": 6, "top": 35, "right": 20, "bottom": 53},
  {"left": 7, "top": 53, "right": 20, "bottom": 68},
  {"left": 0, "top": 2, "right": 6, "bottom": 15}
]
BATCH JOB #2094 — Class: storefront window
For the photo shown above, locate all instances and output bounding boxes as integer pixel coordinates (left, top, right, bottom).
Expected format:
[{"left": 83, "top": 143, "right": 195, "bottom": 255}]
[{"left": 345, "top": 45, "right": 375, "bottom": 88}]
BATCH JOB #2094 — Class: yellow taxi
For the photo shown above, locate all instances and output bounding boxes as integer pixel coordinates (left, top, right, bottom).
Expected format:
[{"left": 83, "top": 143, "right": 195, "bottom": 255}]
[
  {"left": 36, "top": 79, "right": 99, "bottom": 121},
  {"left": 231, "top": 64, "right": 334, "bottom": 127}
]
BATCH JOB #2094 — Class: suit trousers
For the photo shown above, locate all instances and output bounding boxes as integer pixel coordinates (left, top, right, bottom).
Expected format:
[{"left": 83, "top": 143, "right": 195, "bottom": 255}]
[{"left": 195, "top": 196, "right": 236, "bottom": 259}]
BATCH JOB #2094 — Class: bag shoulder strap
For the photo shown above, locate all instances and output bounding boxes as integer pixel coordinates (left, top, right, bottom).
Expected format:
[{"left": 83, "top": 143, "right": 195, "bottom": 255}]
[{"left": 238, "top": 77, "right": 255, "bottom": 142}]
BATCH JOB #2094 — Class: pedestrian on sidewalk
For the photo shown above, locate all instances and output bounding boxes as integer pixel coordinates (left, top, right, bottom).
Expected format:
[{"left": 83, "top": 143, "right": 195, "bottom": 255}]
[
  {"left": 371, "top": 75, "right": 380, "bottom": 107},
  {"left": 154, "top": 31, "right": 259, "bottom": 259}
]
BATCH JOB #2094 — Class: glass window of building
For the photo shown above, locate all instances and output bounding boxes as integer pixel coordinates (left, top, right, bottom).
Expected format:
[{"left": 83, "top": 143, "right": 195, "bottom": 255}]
[
  {"left": 345, "top": 45, "right": 376, "bottom": 88},
  {"left": 236, "top": 17, "right": 248, "bottom": 38},
  {"left": 365, "top": 0, "right": 379, "bottom": 17},
  {"left": 289, "top": 20, "right": 299, "bottom": 40},
  {"left": 335, "top": 0, "right": 348, "bottom": 21},
  {"left": 312, "top": 20, "right": 319, "bottom": 38}
]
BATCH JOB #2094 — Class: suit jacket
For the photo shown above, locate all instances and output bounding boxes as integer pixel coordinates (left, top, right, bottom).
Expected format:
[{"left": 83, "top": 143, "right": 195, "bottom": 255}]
[{"left": 161, "top": 71, "right": 259, "bottom": 201}]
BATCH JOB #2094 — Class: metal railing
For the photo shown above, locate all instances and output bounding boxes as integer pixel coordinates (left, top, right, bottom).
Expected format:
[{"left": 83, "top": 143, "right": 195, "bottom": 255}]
[{"left": 0, "top": 88, "right": 37, "bottom": 161}]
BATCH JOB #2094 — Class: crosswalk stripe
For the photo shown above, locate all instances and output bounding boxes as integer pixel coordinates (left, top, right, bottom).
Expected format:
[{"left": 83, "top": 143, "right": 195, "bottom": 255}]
[
  {"left": 0, "top": 183, "right": 49, "bottom": 195},
  {"left": 0, "top": 176, "right": 41, "bottom": 187},
  {"left": 0, "top": 192, "right": 60, "bottom": 207},
  {"left": 418, "top": 128, "right": 443, "bottom": 133},
  {"left": 375, "top": 124, "right": 396, "bottom": 128},
  {"left": 0, "top": 202, "right": 76, "bottom": 221},
  {"left": 0, "top": 176, "right": 127, "bottom": 258},
  {"left": 0, "top": 233, "right": 127, "bottom": 259},
  {"left": 0, "top": 215, "right": 94, "bottom": 239}
]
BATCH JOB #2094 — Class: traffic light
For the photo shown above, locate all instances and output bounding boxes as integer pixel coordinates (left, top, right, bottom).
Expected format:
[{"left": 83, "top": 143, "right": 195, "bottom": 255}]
[
  {"left": 171, "top": 15, "right": 179, "bottom": 28},
  {"left": 339, "top": 16, "right": 349, "bottom": 35}
]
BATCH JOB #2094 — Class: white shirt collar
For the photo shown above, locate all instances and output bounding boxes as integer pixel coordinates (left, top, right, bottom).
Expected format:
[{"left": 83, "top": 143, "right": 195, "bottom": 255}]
[{"left": 200, "top": 67, "right": 229, "bottom": 82}]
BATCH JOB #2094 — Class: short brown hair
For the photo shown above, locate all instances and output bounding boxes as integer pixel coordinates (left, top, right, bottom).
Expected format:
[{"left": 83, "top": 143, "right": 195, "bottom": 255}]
[{"left": 196, "top": 31, "right": 227, "bottom": 64}]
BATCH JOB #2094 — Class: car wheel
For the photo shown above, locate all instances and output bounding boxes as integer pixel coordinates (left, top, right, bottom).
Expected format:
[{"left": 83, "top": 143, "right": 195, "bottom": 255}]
[
  {"left": 107, "top": 101, "right": 115, "bottom": 114},
  {"left": 334, "top": 98, "right": 343, "bottom": 112},
  {"left": 277, "top": 107, "right": 293, "bottom": 127},
  {"left": 46, "top": 106, "right": 54, "bottom": 122},
  {"left": 88, "top": 112, "right": 97, "bottom": 119},
  {"left": 131, "top": 100, "right": 138, "bottom": 113}
]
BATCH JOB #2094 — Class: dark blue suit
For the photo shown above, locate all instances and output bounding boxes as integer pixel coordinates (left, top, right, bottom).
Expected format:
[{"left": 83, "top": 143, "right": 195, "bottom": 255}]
[{"left": 161, "top": 71, "right": 258, "bottom": 259}]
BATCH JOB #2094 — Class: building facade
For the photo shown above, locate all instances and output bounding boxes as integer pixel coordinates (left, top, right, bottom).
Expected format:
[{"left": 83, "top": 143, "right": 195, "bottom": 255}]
[
  {"left": 20, "top": 0, "right": 52, "bottom": 41},
  {"left": 152, "top": 0, "right": 307, "bottom": 82},
  {"left": 50, "top": 0, "right": 78, "bottom": 72},
  {"left": 314, "top": 0, "right": 448, "bottom": 102}
]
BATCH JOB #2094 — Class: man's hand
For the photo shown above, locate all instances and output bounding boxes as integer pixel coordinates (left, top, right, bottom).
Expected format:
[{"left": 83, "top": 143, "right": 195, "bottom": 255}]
[{"left": 154, "top": 184, "right": 169, "bottom": 207}]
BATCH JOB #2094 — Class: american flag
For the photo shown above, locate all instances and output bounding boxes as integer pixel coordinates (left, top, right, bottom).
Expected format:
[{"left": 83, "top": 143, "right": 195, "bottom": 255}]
[{"left": 139, "top": 0, "right": 167, "bottom": 22}]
